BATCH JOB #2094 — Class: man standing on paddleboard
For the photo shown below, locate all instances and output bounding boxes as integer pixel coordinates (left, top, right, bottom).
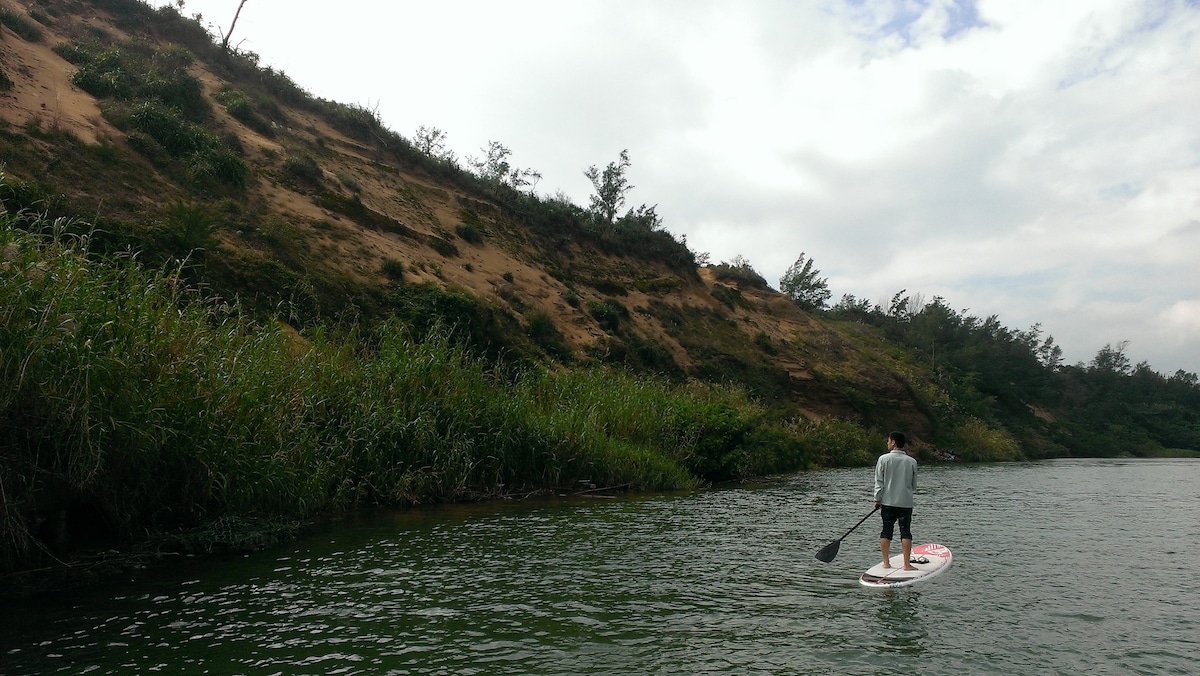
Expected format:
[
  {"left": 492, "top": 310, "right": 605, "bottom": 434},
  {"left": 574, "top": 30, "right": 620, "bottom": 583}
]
[{"left": 874, "top": 431, "right": 918, "bottom": 570}]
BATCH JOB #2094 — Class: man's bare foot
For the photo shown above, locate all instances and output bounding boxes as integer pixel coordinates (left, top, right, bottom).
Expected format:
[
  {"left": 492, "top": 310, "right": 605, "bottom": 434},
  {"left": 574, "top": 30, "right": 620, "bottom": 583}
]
[
  {"left": 881, "top": 563, "right": 891, "bottom": 569},
  {"left": 902, "top": 565, "right": 918, "bottom": 571}
]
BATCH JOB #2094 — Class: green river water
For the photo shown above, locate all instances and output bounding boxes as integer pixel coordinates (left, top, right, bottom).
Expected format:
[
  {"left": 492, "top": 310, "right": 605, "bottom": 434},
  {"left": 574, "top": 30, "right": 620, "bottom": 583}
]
[{"left": 2, "top": 458, "right": 1197, "bottom": 674}]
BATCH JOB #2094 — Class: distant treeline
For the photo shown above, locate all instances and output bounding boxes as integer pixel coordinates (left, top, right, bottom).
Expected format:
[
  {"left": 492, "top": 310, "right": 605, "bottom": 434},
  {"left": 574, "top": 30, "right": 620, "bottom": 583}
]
[{"left": 829, "top": 291, "right": 1200, "bottom": 457}]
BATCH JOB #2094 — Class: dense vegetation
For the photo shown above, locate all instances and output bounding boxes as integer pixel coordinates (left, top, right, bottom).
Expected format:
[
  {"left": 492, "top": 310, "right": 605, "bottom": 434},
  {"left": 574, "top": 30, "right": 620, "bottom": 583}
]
[
  {"left": 828, "top": 291, "right": 1200, "bottom": 458},
  {"left": 0, "top": 201, "right": 876, "bottom": 581}
]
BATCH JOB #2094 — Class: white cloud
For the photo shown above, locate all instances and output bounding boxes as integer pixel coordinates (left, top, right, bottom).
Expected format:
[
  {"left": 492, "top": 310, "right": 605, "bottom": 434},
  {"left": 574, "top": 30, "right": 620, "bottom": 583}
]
[
  {"left": 1161, "top": 300, "right": 1200, "bottom": 340},
  {"left": 163, "top": 0, "right": 1200, "bottom": 374}
]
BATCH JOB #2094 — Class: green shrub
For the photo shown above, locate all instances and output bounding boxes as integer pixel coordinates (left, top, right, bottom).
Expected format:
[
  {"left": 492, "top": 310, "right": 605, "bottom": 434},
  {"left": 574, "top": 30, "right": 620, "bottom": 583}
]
[
  {"left": 626, "top": 336, "right": 684, "bottom": 379},
  {"left": 127, "top": 100, "right": 209, "bottom": 155},
  {"left": 455, "top": 222, "right": 483, "bottom": 244},
  {"left": 428, "top": 236, "right": 459, "bottom": 258},
  {"left": 188, "top": 146, "right": 248, "bottom": 190},
  {"left": 163, "top": 200, "right": 215, "bottom": 252},
  {"left": 526, "top": 310, "right": 572, "bottom": 362},
  {"left": 737, "top": 425, "right": 814, "bottom": 475},
  {"left": 117, "top": 101, "right": 248, "bottom": 189},
  {"left": 53, "top": 42, "right": 93, "bottom": 65},
  {"left": 282, "top": 152, "right": 323, "bottom": 184},
  {"left": 0, "top": 7, "right": 44, "bottom": 42},
  {"left": 91, "top": 139, "right": 120, "bottom": 161},
  {"left": 753, "top": 331, "right": 776, "bottom": 354},
  {"left": 588, "top": 298, "right": 628, "bottom": 333},
  {"left": 784, "top": 417, "right": 877, "bottom": 467},
  {"left": 710, "top": 261, "right": 770, "bottom": 289},
  {"left": 124, "top": 130, "right": 168, "bottom": 162},
  {"left": 216, "top": 87, "right": 255, "bottom": 121},
  {"left": 633, "top": 277, "right": 680, "bottom": 294},
  {"left": 380, "top": 258, "right": 405, "bottom": 281},
  {"left": 336, "top": 172, "right": 361, "bottom": 193},
  {"left": 215, "top": 87, "right": 275, "bottom": 137},
  {"left": 711, "top": 284, "right": 752, "bottom": 310},
  {"left": 950, "top": 417, "right": 1022, "bottom": 462},
  {"left": 26, "top": 7, "right": 51, "bottom": 23},
  {"left": 592, "top": 279, "right": 628, "bottom": 296},
  {"left": 66, "top": 42, "right": 208, "bottom": 120},
  {"left": 497, "top": 286, "right": 525, "bottom": 312},
  {"left": 324, "top": 102, "right": 383, "bottom": 142},
  {"left": 69, "top": 48, "right": 135, "bottom": 98},
  {"left": 51, "top": 39, "right": 246, "bottom": 192},
  {"left": 459, "top": 206, "right": 483, "bottom": 228},
  {"left": 141, "top": 70, "right": 206, "bottom": 120},
  {"left": 677, "top": 401, "right": 751, "bottom": 480},
  {"left": 0, "top": 173, "right": 67, "bottom": 214}
]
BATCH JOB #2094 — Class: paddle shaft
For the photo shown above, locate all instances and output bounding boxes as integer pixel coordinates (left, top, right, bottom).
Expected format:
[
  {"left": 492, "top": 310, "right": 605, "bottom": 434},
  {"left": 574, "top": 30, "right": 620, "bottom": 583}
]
[
  {"left": 814, "top": 505, "right": 880, "bottom": 562},
  {"left": 836, "top": 505, "right": 879, "bottom": 542}
]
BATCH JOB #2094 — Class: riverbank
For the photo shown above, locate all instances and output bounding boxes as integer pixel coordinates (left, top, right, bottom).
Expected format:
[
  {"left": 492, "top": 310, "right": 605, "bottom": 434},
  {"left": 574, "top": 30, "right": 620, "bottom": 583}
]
[
  {"left": 0, "top": 214, "right": 690, "bottom": 568},
  {"left": 2, "top": 178, "right": 1054, "bottom": 597},
  {"left": 2, "top": 210, "right": 888, "bottom": 595}
]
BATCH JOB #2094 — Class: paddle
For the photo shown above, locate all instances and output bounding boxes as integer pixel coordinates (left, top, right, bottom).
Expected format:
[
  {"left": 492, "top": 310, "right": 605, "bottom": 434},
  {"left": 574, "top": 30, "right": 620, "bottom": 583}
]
[{"left": 814, "top": 505, "right": 879, "bottom": 562}]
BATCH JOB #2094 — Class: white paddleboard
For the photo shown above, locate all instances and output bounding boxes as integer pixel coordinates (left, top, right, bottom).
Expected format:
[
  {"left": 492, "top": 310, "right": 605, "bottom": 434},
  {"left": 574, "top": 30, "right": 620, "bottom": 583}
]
[{"left": 859, "top": 543, "right": 952, "bottom": 588}]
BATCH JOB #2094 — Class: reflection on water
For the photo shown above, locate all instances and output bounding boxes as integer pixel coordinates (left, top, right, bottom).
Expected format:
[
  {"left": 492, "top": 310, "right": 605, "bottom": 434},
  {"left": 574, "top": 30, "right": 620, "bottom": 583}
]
[
  {"left": 874, "top": 590, "right": 927, "bottom": 657},
  {"left": 2, "top": 459, "right": 1198, "bottom": 675}
]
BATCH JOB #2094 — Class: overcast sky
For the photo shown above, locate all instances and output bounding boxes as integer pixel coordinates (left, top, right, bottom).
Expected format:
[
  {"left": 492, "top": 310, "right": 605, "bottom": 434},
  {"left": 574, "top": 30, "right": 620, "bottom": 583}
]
[{"left": 160, "top": 0, "right": 1200, "bottom": 375}]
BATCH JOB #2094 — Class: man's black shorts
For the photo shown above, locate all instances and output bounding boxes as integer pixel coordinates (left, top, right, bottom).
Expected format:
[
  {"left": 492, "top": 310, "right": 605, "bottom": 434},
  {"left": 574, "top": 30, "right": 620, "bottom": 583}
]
[{"left": 879, "top": 505, "right": 913, "bottom": 541}]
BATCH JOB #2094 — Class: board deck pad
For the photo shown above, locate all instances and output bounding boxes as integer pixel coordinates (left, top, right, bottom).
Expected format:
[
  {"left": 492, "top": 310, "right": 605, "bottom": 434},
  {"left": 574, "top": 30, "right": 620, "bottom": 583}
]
[{"left": 859, "top": 543, "right": 952, "bottom": 588}]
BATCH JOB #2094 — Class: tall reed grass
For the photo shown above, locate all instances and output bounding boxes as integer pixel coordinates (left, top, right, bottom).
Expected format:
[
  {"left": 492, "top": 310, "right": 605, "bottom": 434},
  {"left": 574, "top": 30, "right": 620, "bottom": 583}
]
[
  {"left": 948, "top": 417, "right": 1022, "bottom": 462},
  {"left": 0, "top": 201, "right": 776, "bottom": 570},
  {"left": 738, "top": 417, "right": 877, "bottom": 474}
]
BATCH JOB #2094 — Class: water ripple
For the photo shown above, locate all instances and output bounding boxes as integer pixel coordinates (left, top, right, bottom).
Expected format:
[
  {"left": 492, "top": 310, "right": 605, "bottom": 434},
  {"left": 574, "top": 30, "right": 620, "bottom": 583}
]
[{"left": 2, "top": 459, "right": 1198, "bottom": 675}]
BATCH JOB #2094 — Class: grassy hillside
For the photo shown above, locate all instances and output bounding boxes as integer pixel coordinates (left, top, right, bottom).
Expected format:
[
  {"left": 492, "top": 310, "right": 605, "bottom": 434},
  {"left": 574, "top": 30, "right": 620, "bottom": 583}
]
[{"left": 0, "top": 0, "right": 949, "bottom": 440}]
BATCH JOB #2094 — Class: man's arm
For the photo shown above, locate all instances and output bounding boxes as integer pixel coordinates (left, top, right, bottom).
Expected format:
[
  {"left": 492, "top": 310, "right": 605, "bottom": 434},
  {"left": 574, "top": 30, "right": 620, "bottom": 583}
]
[{"left": 874, "top": 457, "right": 885, "bottom": 503}]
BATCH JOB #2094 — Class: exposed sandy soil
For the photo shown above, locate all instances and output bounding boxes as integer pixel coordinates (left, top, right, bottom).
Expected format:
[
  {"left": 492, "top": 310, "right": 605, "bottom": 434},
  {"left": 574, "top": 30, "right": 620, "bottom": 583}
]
[
  {"left": 0, "top": 4, "right": 935, "bottom": 438},
  {"left": 0, "top": 6, "right": 786, "bottom": 365},
  {"left": 1, "top": 16, "right": 118, "bottom": 144}
]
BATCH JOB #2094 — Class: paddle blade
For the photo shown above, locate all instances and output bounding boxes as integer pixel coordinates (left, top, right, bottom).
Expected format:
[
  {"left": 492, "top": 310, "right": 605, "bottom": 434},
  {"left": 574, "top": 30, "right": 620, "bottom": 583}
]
[{"left": 814, "top": 539, "right": 841, "bottom": 562}]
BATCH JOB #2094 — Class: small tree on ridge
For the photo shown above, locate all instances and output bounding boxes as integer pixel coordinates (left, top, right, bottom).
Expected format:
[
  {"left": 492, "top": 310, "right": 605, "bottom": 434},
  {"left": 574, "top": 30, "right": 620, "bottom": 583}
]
[
  {"left": 780, "top": 253, "right": 831, "bottom": 310},
  {"left": 584, "top": 149, "right": 632, "bottom": 225}
]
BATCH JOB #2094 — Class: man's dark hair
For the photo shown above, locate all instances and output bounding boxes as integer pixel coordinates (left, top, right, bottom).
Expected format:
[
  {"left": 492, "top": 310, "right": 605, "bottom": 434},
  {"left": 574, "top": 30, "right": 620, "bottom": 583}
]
[{"left": 889, "top": 431, "right": 907, "bottom": 448}]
